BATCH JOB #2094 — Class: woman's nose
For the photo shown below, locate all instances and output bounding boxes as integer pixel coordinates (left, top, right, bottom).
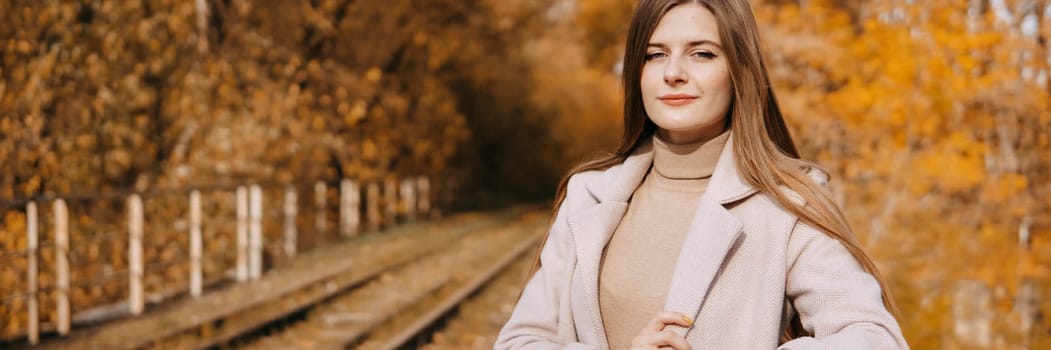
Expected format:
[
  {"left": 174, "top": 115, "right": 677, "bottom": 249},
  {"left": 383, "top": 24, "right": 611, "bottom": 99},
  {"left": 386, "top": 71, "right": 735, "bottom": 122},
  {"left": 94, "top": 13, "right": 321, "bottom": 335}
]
[{"left": 663, "top": 58, "right": 687, "bottom": 85}]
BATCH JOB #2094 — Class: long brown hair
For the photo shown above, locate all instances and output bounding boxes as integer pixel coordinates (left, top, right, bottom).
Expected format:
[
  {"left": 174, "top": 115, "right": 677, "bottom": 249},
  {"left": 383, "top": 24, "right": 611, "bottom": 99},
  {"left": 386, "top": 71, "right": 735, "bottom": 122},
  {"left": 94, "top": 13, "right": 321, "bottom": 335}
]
[{"left": 528, "top": 0, "right": 898, "bottom": 343}]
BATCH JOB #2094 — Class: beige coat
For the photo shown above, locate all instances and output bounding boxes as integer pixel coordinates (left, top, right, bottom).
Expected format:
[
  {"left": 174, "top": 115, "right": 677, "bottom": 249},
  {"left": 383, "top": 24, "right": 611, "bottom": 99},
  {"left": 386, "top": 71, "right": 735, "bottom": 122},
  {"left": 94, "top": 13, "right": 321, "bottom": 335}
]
[{"left": 495, "top": 136, "right": 908, "bottom": 349}]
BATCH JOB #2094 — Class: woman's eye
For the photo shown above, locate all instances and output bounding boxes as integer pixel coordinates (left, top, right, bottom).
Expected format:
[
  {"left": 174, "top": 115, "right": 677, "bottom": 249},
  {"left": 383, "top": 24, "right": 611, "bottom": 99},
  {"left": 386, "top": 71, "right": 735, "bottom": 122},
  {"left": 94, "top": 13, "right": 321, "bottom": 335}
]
[
  {"left": 644, "top": 52, "right": 667, "bottom": 61},
  {"left": 692, "top": 51, "right": 717, "bottom": 59}
]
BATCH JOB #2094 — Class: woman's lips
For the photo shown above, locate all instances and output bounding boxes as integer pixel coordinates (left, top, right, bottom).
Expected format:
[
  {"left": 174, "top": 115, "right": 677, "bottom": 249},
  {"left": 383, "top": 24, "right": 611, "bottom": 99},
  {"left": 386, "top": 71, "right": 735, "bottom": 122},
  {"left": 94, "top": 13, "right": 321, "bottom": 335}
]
[{"left": 658, "top": 94, "right": 698, "bottom": 106}]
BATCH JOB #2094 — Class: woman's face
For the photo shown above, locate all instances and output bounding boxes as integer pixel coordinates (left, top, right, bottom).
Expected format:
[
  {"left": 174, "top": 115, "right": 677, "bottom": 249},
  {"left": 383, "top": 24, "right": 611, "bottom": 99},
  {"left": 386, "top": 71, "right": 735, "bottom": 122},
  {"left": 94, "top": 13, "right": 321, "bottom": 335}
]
[{"left": 641, "top": 3, "right": 732, "bottom": 145}]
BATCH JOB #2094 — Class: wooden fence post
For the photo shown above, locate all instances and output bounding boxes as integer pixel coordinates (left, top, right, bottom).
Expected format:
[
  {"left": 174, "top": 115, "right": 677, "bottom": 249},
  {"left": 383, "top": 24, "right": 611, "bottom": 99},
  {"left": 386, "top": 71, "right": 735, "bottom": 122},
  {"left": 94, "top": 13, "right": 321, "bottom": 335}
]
[
  {"left": 284, "top": 185, "right": 297, "bottom": 257},
  {"left": 127, "top": 195, "right": 144, "bottom": 316},
  {"left": 431, "top": 177, "right": 444, "bottom": 220},
  {"left": 249, "top": 185, "right": 263, "bottom": 280},
  {"left": 189, "top": 190, "right": 202, "bottom": 298},
  {"left": 1019, "top": 216, "right": 1032, "bottom": 249},
  {"left": 340, "top": 179, "right": 359, "bottom": 237},
  {"left": 417, "top": 176, "right": 430, "bottom": 219},
  {"left": 366, "top": 182, "right": 381, "bottom": 232},
  {"left": 400, "top": 178, "right": 416, "bottom": 221},
  {"left": 315, "top": 181, "right": 327, "bottom": 235},
  {"left": 235, "top": 186, "right": 248, "bottom": 282},
  {"left": 350, "top": 180, "right": 360, "bottom": 235},
  {"left": 26, "top": 202, "right": 38, "bottom": 344},
  {"left": 53, "top": 199, "right": 71, "bottom": 334},
  {"left": 384, "top": 178, "right": 397, "bottom": 226}
]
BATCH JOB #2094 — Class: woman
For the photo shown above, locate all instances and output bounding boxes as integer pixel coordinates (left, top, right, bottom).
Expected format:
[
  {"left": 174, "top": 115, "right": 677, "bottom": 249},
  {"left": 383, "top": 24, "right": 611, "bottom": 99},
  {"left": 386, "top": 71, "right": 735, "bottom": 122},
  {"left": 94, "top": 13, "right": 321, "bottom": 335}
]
[{"left": 495, "top": 0, "right": 908, "bottom": 349}]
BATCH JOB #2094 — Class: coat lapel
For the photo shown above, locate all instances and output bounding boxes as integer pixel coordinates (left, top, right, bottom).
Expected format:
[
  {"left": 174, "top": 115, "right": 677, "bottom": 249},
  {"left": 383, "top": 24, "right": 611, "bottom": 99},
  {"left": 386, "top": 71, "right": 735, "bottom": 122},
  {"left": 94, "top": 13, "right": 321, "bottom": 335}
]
[
  {"left": 567, "top": 201, "right": 627, "bottom": 347},
  {"left": 661, "top": 197, "right": 744, "bottom": 336},
  {"left": 663, "top": 133, "right": 757, "bottom": 337},
  {"left": 566, "top": 139, "right": 654, "bottom": 346}
]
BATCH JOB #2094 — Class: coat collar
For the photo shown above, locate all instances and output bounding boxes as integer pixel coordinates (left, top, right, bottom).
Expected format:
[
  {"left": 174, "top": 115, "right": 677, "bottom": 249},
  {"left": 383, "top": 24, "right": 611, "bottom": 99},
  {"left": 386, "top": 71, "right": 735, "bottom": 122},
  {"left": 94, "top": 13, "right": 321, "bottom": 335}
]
[
  {"left": 583, "top": 132, "right": 757, "bottom": 205},
  {"left": 567, "top": 131, "right": 759, "bottom": 343}
]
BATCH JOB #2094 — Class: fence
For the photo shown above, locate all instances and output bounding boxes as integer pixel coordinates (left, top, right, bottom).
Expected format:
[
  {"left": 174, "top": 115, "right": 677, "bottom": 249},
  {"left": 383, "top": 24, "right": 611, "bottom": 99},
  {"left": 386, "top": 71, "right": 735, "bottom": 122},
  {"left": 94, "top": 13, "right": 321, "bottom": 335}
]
[{"left": 0, "top": 175, "right": 444, "bottom": 345}]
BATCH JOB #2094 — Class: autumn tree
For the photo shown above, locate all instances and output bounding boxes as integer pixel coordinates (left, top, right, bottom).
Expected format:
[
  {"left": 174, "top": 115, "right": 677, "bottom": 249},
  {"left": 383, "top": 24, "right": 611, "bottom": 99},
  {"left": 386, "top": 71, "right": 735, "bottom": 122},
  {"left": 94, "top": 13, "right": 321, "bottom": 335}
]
[{"left": 0, "top": 0, "right": 612, "bottom": 341}]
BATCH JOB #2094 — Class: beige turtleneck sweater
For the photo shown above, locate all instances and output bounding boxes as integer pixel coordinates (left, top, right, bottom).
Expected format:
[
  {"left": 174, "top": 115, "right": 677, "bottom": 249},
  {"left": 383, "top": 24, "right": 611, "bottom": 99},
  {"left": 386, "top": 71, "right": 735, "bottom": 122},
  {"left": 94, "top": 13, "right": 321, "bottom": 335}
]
[{"left": 599, "top": 131, "right": 729, "bottom": 350}]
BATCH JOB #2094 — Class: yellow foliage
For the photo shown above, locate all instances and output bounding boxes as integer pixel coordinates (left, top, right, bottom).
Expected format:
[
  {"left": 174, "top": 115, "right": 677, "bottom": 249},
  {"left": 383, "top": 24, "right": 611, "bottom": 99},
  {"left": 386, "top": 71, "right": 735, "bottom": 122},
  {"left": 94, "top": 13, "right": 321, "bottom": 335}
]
[
  {"left": 981, "top": 173, "right": 1028, "bottom": 204},
  {"left": 753, "top": 0, "right": 1049, "bottom": 347}
]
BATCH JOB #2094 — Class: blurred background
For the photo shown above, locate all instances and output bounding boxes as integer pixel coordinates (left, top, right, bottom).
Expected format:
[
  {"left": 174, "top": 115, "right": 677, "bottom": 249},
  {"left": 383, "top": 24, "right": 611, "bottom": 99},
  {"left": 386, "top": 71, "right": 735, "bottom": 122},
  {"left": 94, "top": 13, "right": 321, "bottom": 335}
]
[{"left": 0, "top": 0, "right": 1048, "bottom": 349}]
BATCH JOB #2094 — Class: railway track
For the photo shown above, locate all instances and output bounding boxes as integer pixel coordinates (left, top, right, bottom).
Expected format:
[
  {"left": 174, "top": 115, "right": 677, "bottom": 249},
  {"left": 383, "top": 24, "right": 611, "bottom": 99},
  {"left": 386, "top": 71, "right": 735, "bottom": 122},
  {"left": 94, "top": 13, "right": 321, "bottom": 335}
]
[
  {"left": 362, "top": 244, "right": 536, "bottom": 350},
  {"left": 239, "top": 211, "right": 543, "bottom": 350},
  {"left": 36, "top": 207, "right": 544, "bottom": 350}
]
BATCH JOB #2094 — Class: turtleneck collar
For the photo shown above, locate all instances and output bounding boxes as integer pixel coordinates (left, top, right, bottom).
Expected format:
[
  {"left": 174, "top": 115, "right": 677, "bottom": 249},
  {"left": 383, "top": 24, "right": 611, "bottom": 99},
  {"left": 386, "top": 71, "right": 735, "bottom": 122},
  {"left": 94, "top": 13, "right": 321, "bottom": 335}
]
[{"left": 652, "top": 130, "right": 730, "bottom": 180}]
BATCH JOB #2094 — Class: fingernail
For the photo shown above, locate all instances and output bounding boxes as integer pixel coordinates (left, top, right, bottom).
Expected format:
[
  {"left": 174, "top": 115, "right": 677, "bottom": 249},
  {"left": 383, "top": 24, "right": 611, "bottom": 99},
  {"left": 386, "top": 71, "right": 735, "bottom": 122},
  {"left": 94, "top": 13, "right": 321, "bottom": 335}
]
[{"left": 683, "top": 315, "right": 694, "bottom": 325}]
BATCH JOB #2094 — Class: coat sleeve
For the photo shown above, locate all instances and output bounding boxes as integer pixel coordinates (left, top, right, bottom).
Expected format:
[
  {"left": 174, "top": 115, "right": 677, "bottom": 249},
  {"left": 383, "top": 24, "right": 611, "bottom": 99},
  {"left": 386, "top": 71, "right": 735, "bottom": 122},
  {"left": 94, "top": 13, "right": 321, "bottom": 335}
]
[
  {"left": 494, "top": 195, "right": 597, "bottom": 350},
  {"left": 778, "top": 222, "right": 909, "bottom": 350}
]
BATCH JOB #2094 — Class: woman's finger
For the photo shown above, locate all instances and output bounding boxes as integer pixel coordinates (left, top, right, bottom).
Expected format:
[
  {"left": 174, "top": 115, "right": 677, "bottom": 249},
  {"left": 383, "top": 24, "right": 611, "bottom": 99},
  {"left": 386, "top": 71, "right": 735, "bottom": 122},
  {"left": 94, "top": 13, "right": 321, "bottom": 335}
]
[
  {"left": 647, "top": 330, "right": 692, "bottom": 350},
  {"left": 643, "top": 310, "right": 693, "bottom": 332}
]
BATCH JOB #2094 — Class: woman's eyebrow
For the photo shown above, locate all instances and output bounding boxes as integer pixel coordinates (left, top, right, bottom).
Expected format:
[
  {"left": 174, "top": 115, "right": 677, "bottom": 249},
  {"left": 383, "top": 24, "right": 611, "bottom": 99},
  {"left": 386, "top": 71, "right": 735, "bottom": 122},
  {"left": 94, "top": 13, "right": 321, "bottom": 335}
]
[{"left": 647, "top": 40, "right": 723, "bottom": 50}]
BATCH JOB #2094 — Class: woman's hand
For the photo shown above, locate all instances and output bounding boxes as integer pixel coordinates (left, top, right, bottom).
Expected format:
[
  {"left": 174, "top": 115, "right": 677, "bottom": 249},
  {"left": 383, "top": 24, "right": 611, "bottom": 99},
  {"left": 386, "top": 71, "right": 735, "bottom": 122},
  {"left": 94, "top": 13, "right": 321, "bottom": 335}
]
[{"left": 629, "top": 310, "right": 694, "bottom": 350}]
